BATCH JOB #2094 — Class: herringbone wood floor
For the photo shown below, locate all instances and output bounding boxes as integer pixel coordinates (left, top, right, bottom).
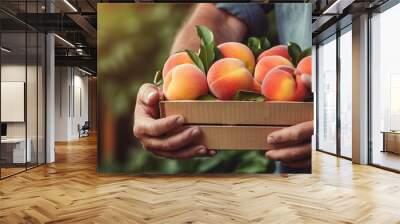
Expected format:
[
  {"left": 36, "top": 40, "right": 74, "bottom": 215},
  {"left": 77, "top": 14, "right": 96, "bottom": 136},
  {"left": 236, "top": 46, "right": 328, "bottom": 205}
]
[{"left": 1, "top": 135, "right": 400, "bottom": 224}]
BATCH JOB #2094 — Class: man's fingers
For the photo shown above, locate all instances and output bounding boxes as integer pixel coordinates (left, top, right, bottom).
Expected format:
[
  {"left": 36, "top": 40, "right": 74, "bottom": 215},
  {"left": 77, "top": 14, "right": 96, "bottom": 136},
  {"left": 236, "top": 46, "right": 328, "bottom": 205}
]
[
  {"left": 134, "top": 84, "right": 164, "bottom": 120},
  {"left": 150, "top": 145, "right": 210, "bottom": 159},
  {"left": 134, "top": 115, "right": 184, "bottom": 137},
  {"left": 141, "top": 127, "right": 201, "bottom": 151},
  {"left": 137, "top": 83, "right": 163, "bottom": 106},
  {"left": 282, "top": 159, "right": 311, "bottom": 169},
  {"left": 265, "top": 143, "right": 311, "bottom": 162},
  {"left": 267, "top": 121, "right": 313, "bottom": 145}
]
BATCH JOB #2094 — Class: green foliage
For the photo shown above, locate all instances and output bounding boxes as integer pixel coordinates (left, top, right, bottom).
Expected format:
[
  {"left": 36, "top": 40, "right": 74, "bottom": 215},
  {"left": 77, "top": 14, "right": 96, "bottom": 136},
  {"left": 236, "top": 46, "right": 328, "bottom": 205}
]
[
  {"left": 288, "top": 42, "right": 311, "bottom": 66},
  {"left": 247, "top": 36, "right": 271, "bottom": 57},
  {"left": 235, "top": 151, "right": 269, "bottom": 173},
  {"left": 288, "top": 41, "right": 302, "bottom": 66},
  {"left": 196, "top": 25, "right": 214, "bottom": 46},
  {"left": 233, "top": 90, "right": 265, "bottom": 102},
  {"left": 186, "top": 50, "right": 205, "bottom": 73},
  {"left": 122, "top": 143, "right": 274, "bottom": 174},
  {"left": 153, "top": 70, "right": 163, "bottom": 87},
  {"left": 196, "top": 94, "right": 217, "bottom": 101},
  {"left": 196, "top": 25, "right": 216, "bottom": 72},
  {"left": 98, "top": 4, "right": 191, "bottom": 117}
]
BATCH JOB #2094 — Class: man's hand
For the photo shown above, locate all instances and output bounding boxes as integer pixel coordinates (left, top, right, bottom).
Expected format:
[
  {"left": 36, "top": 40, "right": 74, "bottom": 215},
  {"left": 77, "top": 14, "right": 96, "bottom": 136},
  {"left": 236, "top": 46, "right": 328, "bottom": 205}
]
[
  {"left": 265, "top": 121, "right": 313, "bottom": 169},
  {"left": 133, "top": 83, "right": 216, "bottom": 159}
]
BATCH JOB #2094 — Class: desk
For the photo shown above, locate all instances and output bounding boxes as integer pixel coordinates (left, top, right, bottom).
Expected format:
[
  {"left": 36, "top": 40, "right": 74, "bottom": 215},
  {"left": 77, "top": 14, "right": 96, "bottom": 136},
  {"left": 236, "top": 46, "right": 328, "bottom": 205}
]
[
  {"left": 382, "top": 131, "right": 400, "bottom": 154},
  {"left": 1, "top": 138, "right": 31, "bottom": 164}
]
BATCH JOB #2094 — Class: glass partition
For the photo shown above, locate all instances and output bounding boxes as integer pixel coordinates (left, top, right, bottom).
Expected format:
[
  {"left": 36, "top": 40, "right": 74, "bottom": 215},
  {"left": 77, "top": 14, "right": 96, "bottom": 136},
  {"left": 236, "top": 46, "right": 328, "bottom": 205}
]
[
  {"left": 339, "top": 27, "right": 352, "bottom": 158},
  {"left": 317, "top": 35, "right": 337, "bottom": 154},
  {"left": 370, "top": 3, "right": 400, "bottom": 171},
  {"left": 0, "top": 1, "right": 46, "bottom": 179},
  {"left": 1, "top": 30, "right": 28, "bottom": 178}
]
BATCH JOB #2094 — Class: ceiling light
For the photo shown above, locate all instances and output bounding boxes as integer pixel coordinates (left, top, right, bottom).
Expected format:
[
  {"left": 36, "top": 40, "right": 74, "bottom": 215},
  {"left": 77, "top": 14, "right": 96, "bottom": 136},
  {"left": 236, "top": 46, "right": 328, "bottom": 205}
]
[
  {"left": 78, "top": 67, "right": 93, "bottom": 76},
  {"left": 63, "top": 0, "right": 78, "bottom": 12},
  {"left": 1, "top": 47, "right": 11, "bottom": 53},
  {"left": 54, "top": 34, "right": 75, "bottom": 48},
  {"left": 323, "top": 0, "right": 354, "bottom": 15}
]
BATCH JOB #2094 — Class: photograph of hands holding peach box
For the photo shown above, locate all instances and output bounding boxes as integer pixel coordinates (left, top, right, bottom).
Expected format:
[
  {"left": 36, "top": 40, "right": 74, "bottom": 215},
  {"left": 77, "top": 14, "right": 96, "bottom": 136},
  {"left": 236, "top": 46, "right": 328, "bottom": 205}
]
[{"left": 98, "top": 3, "right": 313, "bottom": 174}]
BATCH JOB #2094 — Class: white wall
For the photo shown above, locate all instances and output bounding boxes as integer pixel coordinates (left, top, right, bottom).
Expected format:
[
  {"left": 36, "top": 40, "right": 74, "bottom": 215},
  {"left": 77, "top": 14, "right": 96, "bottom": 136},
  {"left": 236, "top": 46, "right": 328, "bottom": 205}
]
[{"left": 55, "top": 67, "right": 89, "bottom": 141}]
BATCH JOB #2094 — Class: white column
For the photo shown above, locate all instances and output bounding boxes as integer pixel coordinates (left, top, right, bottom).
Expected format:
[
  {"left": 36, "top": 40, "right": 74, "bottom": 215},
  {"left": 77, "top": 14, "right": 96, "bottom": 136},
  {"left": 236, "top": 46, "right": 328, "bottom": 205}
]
[
  {"left": 352, "top": 14, "right": 369, "bottom": 164},
  {"left": 312, "top": 45, "right": 317, "bottom": 151},
  {"left": 46, "top": 32, "right": 55, "bottom": 163}
]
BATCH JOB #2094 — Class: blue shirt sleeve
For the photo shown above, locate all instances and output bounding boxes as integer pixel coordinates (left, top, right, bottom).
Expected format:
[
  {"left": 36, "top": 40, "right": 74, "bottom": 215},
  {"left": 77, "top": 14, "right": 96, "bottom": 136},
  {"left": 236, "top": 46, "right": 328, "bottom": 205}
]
[{"left": 215, "top": 3, "right": 268, "bottom": 37}]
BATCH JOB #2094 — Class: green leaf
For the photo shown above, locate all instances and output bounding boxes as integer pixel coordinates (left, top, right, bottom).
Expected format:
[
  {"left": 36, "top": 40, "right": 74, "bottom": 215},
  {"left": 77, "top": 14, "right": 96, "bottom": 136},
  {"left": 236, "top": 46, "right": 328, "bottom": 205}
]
[
  {"left": 214, "top": 46, "right": 223, "bottom": 60},
  {"left": 196, "top": 157, "right": 222, "bottom": 173},
  {"left": 302, "top": 47, "right": 312, "bottom": 57},
  {"left": 196, "top": 25, "right": 214, "bottom": 46},
  {"left": 260, "top": 37, "right": 271, "bottom": 51},
  {"left": 233, "top": 90, "right": 265, "bottom": 102},
  {"left": 288, "top": 41, "right": 302, "bottom": 66},
  {"left": 247, "top": 37, "right": 262, "bottom": 57},
  {"left": 153, "top": 70, "right": 163, "bottom": 87},
  {"left": 153, "top": 70, "right": 162, "bottom": 84},
  {"left": 235, "top": 151, "right": 268, "bottom": 173},
  {"left": 185, "top": 50, "right": 205, "bottom": 73},
  {"left": 199, "top": 43, "right": 215, "bottom": 72},
  {"left": 197, "top": 94, "right": 217, "bottom": 101}
]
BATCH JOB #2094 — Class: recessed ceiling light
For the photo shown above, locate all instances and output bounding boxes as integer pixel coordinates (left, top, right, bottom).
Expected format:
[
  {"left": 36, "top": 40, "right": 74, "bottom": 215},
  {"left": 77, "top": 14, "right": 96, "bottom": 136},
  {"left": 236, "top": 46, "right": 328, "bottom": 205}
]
[
  {"left": 54, "top": 34, "right": 75, "bottom": 48},
  {"left": 63, "top": 0, "right": 78, "bottom": 12},
  {"left": 1, "top": 47, "right": 11, "bottom": 53},
  {"left": 78, "top": 67, "right": 93, "bottom": 76},
  {"left": 323, "top": 0, "right": 354, "bottom": 15}
]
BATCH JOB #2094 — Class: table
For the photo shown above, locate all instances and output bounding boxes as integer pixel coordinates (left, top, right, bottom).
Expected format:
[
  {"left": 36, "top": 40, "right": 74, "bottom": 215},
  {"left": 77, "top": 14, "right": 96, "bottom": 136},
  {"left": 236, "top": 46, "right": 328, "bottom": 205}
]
[
  {"left": 381, "top": 131, "right": 400, "bottom": 154},
  {"left": 1, "top": 138, "right": 31, "bottom": 164}
]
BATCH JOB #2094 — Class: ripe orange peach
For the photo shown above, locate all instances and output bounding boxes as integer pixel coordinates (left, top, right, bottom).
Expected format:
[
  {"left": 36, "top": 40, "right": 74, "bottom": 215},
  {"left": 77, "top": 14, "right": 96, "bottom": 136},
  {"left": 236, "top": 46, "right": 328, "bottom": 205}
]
[
  {"left": 261, "top": 65, "right": 308, "bottom": 101},
  {"left": 296, "top": 56, "right": 312, "bottom": 89},
  {"left": 163, "top": 64, "right": 208, "bottom": 100},
  {"left": 217, "top": 42, "right": 256, "bottom": 73},
  {"left": 252, "top": 79, "right": 261, "bottom": 93},
  {"left": 254, "top": 56, "right": 294, "bottom": 83},
  {"left": 162, "top": 52, "right": 194, "bottom": 77},
  {"left": 257, "top": 45, "right": 291, "bottom": 62},
  {"left": 207, "top": 58, "right": 254, "bottom": 100}
]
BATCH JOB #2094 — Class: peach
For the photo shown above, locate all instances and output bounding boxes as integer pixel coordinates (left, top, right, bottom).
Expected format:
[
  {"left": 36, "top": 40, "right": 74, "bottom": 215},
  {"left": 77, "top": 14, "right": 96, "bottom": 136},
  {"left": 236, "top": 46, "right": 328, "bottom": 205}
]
[
  {"left": 254, "top": 56, "right": 294, "bottom": 83},
  {"left": 252, "top": 79, "right": 261, "bottom": 93},
  {"left": 261, "top": 65, "right": 308, "bottom": 101},
  {"left": 217, "top": 42, "right": 256, "bottom": 73},
  {"left": 163, "top": 64, "right": 208, "bottom": 100},
  {"left": 207, "top": 58, "right": 254, "bottom": 100},
  {"left": 162, "top": 52, "right": 194, "bottom": 77},
  {"left": 257, "top": 45, "right": 291, "bottom": 62},
  {"left": 296, "top": 56, "right": 312, "bottom": 89}
]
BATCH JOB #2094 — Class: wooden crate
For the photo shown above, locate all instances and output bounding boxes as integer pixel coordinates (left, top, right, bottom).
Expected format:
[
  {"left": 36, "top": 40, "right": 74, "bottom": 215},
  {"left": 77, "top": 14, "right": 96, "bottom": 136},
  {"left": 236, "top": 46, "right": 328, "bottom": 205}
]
[{"left": 160, "top": 101, "right": 314, "bottom": 150}]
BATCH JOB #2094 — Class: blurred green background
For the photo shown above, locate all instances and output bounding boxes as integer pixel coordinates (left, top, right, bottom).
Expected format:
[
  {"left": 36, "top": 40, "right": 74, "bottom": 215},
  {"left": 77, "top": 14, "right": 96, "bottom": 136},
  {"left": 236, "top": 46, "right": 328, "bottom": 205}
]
[{"left": 97, "top": 3, "right": 277, "bottom": 174}]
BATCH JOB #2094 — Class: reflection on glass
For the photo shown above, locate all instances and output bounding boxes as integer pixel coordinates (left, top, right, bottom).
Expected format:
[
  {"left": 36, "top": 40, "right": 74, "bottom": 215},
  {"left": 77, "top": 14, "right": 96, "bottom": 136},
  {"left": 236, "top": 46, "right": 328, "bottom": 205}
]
[
  {"left": 1, "top": 31, "right": 28, "bottom": 177},
  {"left": 38, "top": 33, "right": 46, "bottom": 165},
  {"left": 317, "top": 37, "right": 337, "bottom": 154},
  {"left": 27, "top": 31, "right": 38, "bottom": 169},
  {"left": 339, "top": 29, "right": 352, "bottom": 158},
  {"left": 371, "top": 3, "right": 400, "bottom": 171}
]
